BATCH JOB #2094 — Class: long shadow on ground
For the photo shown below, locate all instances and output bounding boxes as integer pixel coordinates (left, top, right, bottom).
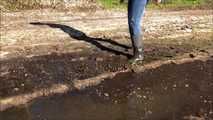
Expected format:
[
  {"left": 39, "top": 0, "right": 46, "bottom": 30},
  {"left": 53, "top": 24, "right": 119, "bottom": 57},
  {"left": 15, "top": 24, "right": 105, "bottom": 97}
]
[{"left": 30, "top": 22, "right": 132, "bottom": 58}]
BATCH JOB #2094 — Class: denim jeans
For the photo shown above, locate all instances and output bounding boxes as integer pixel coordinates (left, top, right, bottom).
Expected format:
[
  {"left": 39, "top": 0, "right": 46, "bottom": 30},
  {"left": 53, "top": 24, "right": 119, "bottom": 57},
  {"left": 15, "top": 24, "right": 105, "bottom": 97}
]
[{"left": 128, "top": 0, "right": 147, "bottom": 52}]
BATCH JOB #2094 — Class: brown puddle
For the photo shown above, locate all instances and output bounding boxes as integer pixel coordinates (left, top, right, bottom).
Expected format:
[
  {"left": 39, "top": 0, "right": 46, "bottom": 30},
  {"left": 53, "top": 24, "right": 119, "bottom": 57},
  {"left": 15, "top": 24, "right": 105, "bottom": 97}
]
[{"left": 0, "top": 59, "right": 213, "bottom": 120}]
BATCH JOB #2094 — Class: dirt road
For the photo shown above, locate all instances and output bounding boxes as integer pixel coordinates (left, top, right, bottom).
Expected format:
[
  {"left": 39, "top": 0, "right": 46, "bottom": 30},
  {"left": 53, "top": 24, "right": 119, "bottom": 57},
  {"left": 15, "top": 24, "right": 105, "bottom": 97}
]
[
  {"left": 1, "top": 9, "right": 212, "bottom": 59},
  {"left": 0, "top": 9, "right": 213, "bottom": 112}
]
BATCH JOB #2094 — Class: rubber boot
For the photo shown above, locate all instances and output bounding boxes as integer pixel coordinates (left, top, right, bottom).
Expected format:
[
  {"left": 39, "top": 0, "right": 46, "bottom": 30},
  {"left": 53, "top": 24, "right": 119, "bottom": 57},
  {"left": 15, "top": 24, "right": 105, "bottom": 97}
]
[
  {"left": 133, "top": 47, "right": 144, "bottom": 61},
  {"left": 129, "top": 36, "right": 144, "bottom": 64}
]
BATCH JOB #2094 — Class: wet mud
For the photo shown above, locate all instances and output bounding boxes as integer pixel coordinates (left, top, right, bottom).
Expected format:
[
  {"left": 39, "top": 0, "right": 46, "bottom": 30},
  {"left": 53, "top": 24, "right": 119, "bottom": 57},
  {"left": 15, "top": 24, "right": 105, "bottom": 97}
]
[
  {"left": 1, "top": 59, "right": 212, "bottom": 120},
  {"left": 0, "top": 51, "right": 128, "bottom": 98},
  {"left": 0, "top": 41, "right": 194, "bottom": 98}
]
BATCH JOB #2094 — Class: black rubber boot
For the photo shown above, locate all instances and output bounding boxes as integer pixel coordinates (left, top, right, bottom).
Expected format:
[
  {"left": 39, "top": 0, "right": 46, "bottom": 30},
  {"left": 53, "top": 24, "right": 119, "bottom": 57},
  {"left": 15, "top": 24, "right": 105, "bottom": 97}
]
[
  {"left": 129, "top": 36, "right": 144, "bottom": 64},
  {"left": 133, "top": 48, "right": 144, "bottom": 61},
  {"left": 129, "top": 48, "right": 144, "bottom": 64}
]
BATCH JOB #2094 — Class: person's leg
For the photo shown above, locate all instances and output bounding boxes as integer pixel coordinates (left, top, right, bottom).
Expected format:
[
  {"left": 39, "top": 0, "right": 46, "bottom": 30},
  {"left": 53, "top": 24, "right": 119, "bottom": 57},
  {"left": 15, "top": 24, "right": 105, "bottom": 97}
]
[{"left": 128, "top": 0, "right": 147, "bottom": 61}]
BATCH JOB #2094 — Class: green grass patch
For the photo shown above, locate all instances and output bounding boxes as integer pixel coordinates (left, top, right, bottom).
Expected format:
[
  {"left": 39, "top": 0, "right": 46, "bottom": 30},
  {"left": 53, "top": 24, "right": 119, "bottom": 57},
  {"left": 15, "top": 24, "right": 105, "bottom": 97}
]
[
  {"left": 98, "top": 0, "right": 213, "bottom": 10},
  {"left": 97, "top": 0, "right": 127, "bottom": 10},
  {"left": 150, "top": 0, "right": 210, "bottom": 10},
  {"left": 1, "top": 0, "right": 212, "bottom": 11}
]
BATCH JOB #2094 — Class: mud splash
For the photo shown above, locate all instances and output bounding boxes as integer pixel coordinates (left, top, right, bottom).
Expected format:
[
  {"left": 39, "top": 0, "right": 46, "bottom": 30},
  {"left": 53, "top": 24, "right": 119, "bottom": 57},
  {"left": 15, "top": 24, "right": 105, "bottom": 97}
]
[{"left": 1, "top": 59, "right": 213, "bottom": 120}]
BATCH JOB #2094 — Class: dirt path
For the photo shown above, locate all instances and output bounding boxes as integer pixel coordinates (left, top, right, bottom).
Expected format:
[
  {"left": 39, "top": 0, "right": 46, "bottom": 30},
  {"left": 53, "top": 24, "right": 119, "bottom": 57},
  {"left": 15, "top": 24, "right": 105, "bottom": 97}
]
[
  {"left": 0, "top": 9, "right": 213, "bottom": 111},
  {"left": 1, "top": 9, "right": 212, "bottom": 59}
]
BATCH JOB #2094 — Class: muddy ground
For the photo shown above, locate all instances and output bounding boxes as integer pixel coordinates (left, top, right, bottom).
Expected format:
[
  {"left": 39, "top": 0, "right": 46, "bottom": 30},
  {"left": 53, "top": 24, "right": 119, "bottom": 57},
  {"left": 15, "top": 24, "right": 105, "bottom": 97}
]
[
  {"left": 0, "top": 8, "right": 213, "bottom": 117},
  {"left": 1, "top": 58, "right": 213, "bottom": 120}
]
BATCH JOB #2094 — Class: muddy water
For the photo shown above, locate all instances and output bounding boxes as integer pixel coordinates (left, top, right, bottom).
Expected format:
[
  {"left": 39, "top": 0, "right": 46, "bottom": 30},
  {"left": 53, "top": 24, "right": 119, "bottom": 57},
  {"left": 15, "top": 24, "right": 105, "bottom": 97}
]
[{"left": 1, "top": 59, "right": 213, "bottom": 120}]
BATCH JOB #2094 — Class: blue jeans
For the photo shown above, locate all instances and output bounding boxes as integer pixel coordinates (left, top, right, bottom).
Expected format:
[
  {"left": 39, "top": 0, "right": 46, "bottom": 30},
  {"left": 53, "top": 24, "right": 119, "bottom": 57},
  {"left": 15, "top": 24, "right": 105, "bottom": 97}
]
[{"left": 128, "top": 0, "right": 147, "bottom": 53}]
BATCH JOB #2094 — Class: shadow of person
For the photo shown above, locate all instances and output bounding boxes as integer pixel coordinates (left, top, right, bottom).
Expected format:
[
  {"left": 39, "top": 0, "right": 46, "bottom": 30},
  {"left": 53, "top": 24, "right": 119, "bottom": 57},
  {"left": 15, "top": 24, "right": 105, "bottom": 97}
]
[{"left": 30, "top": 22, "right": 132, "bottom": 58}]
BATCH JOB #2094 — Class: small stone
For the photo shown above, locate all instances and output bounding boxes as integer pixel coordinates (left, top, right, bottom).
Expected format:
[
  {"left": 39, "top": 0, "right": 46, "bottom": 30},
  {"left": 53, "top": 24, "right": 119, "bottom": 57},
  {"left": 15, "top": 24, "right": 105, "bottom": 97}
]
[
  {"left": 185, "top": 84, "right": 189, "bottom": 88},
  {"left": 24, "top": 73, "right": 28, "bottom": 77},
  {"left": 132, "top": 91, "right": 136, "bottom": 94},
  {"left": 185, "top": 29, "right": 192, "bottom": 33},
  {"left": 104, "top": 93, "right": 109, "bottom": 97},
  {"left": 137, "top": 95, "right": 142, "bottom": 98},
  {"left": 14, "top": 88, "right": 19, "bottom": 91},
  {"left": 95, "top": 57, "right": 104, "bottom": 62},
  {"left": 173, "top": 84, "right": 177, "bottom": 88},
  {"left": 71, "top": 58, "right": 77, "bottom": 62},
  {"left": 21, "top": 83, "right": 25, "bottom": 87},
  {"left": 79, "top": 57, "right": 85, "bottom": 61},
  {"left": 147, "top": 110, "right": 153, "bottom": 114},
  {"left": 191, "top": 16, "right": 198, "bottom": 21}
]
